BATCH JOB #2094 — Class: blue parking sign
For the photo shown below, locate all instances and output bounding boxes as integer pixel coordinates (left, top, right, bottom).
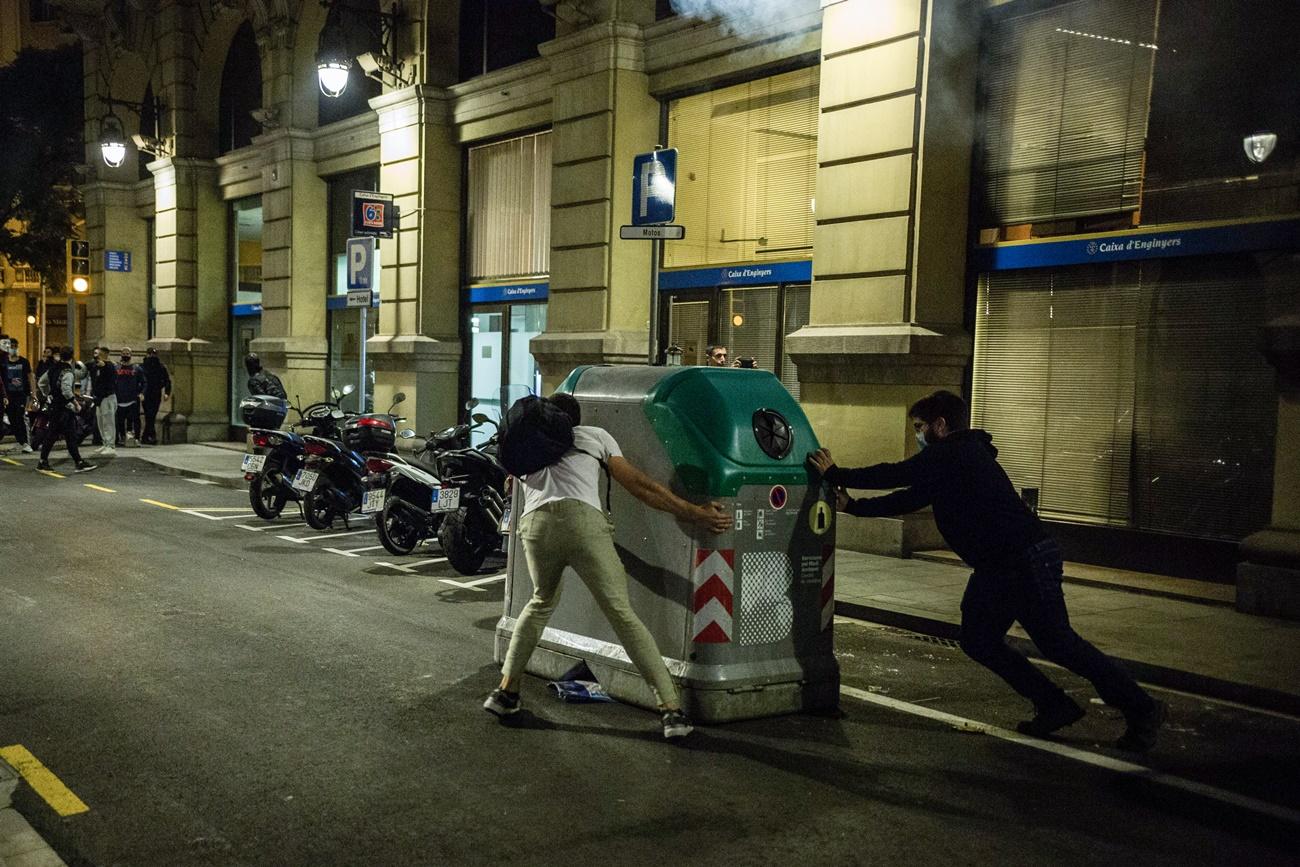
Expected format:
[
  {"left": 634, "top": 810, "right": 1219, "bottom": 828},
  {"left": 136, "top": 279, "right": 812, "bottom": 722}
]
[
  {"left": 346, "top": 237, "right": 374, "bottom": 291},
  {"left": 631, "top": 149, "right": 677, "bottom": 226}
]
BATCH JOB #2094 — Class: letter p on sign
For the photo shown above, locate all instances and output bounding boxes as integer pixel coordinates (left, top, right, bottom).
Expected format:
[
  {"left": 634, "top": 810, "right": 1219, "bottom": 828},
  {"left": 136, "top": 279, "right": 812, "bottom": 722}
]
[{"left": 346, "top": 236, "right": 374, "bottom": 291}]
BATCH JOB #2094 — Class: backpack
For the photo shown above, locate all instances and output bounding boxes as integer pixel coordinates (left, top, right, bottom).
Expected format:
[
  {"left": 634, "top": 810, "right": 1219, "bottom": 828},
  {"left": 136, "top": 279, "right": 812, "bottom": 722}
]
[{"left": 498, "top": 395, "right": 575, "bottom": 477}]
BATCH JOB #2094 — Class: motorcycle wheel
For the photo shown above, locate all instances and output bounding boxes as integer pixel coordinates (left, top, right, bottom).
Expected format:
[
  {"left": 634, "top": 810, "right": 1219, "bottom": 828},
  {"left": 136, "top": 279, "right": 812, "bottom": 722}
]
[
  {"left": 248, "top": 474, "right": 285, "bottom": 520},
  {"left": 377, "top": 498, "right": 420, "bottom": 556},
  {"left": 438, "top": 509, "right": 489, "bottom": 575},
  {"left": 302, "top": 486, "right": 335, "bottom": 530}
]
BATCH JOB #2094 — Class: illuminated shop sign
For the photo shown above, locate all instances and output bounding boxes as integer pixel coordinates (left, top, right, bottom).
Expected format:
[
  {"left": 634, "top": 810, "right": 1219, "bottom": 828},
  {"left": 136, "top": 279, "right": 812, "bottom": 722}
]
[
  {"left": 467, "top": 283, "right": 549, "bottom": 304},
  {"left": 973, "top": 218, "right": 1300, "bottom": 271},
  {"left": 659, "top": 260, "right": 812, "bottom": 290}
]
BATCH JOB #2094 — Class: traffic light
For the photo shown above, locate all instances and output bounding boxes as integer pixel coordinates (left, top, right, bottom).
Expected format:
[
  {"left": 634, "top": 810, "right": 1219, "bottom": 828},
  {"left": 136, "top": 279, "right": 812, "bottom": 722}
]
[{"left": 66, "top": 239, "right": 90, "bottom": 293}]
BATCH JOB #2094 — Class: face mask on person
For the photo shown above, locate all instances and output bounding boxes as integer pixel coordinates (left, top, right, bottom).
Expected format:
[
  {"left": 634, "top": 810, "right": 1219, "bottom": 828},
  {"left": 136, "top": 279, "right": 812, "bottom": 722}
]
[
  {"left": 915, "top": 430, "right": 928, "bottom": 450},
  {"left": 120, "top": 356, "right": 130, "bottom": 364}
]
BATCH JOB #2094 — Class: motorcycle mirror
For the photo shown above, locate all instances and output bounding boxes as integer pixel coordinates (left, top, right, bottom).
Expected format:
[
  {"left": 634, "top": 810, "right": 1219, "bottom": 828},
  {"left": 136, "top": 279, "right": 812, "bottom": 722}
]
[
  {"left": 471, "top": 412, "right": 492, "bottom": 425},
  {"left": 465, "top": 398, "right": 479, "bottom": 410},
  {"left": 399, "top": 428, "right": 416, "bottom": 439},
  {"left": 330, "top": 387, "right": 341, "bottom": 401},
  {"left": 341, "top": 384, "right": 356, "bottom": 396}
]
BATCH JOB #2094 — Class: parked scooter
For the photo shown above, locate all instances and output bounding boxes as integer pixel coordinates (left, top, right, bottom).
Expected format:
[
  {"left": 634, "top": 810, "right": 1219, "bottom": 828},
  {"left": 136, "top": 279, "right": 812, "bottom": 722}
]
[
  {"left": 368, "top": 415, "right": 491, "bottom": 556},
  {"left": 295, "top": 393, "right": 407, "bottom": 530},
  {"left": 240, "top": 386, "right": 354, "bottom": 520},
  {"left": 437, "top": 402, "right": 509, "bottom": 575}
]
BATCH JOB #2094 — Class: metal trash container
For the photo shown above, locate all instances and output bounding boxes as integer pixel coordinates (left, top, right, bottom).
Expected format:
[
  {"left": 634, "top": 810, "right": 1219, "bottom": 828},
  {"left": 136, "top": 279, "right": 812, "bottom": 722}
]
[{"left": 495, "top": 365, "right": 839, "bottom": 723}]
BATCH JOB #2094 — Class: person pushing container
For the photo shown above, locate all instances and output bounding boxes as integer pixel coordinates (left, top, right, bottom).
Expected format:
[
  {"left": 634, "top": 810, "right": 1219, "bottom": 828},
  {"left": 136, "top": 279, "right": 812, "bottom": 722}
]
[
  {"left": 808, "top": 389, "right": 1166, "bottom": 751},
  {"left": 484, "top": 392, "right": 733, "bottom": 739}
]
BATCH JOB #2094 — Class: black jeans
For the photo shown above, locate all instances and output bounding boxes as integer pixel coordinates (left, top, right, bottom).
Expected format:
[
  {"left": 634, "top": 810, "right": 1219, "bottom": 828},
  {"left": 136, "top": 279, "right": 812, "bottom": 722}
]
[
  {"left": 116, "top": 401, "right": 140, "bottom": 442},
  {"left": 39, "top": 404, "right": 83, "bottom": 464},
  {"left": 142, "top": 393, "right": 162, "bottom": 443},
  {"left": 959, "top": 538, "right": 1154, "bottom": 717},
  {"left": 3, "top": 396, "right": 27, "bottom": 445}
]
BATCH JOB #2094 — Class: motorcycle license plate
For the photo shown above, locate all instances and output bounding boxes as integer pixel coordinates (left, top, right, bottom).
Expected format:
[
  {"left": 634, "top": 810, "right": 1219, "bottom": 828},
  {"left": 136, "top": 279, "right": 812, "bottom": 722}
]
[
  {"left": 291, "top": 469, "right": 319, "bottom": 492},
  {"left": 431, "top": 487, "right": 460, "bottom": 513},
  {"left": 241, "top": 454, "right": 266, "bottom": 473},
  {"left": 361, "top": 489, "right": 385, "bottom": 514}
]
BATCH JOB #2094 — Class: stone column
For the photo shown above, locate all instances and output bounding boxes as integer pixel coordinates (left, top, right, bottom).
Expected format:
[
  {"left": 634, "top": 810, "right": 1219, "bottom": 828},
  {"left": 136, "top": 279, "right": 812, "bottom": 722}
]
[
  {"left": 1237, "top": 317, "right": 1300, "bottom": 620},
  {"left": 82, "top": 181, "right": 150, "bottom": 354},
  {"left": 529, "top": 21, "right": 660, "bottom": 389},
  {"left": 148, "top": 157, "right": 229, "bottom": 442},
  {"left": 785, "top": 0, "right": 978, "bottom": 555},
  {"left": 249, "top": 129, "right": 328, "bottom": 406},
  {"left": 368, "top": 86, "right": 462, "bottom": 435}
]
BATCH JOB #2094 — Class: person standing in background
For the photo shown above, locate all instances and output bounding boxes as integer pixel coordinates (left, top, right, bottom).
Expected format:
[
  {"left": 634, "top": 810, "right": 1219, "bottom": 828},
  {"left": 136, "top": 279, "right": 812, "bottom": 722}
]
[
  {"left": 140, "top": 348, "right": 171, "bottom": 445},
  {"left": 114, "top": 348, "right": 146, "bottom": 447}
]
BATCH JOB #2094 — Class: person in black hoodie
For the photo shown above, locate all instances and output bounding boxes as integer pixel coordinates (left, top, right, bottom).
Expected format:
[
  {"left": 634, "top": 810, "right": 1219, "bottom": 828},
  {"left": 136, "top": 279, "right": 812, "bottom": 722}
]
[
  {"left": 808, "top": 390, "right": 1165, "bottom": 752},
  {"left": 140, "top": 348, "right": 171, "bottom": 445}
]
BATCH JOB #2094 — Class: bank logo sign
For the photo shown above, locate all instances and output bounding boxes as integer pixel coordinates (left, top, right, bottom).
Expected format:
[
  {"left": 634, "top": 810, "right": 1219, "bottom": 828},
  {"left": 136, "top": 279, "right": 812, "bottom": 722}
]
[
  {"left": 362, "top": 203, "right": 385, "bottom": 228},
  {"left": 351, "top": 190, "right": 395, "bottom": 239}
]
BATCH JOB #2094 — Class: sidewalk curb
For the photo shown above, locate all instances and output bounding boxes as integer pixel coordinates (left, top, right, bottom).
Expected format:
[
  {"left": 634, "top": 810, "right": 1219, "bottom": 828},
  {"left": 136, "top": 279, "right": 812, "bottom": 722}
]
[
  {"left": 1, "top": 756, "right": 17, "bottom": 808},
  {"left": 835, "top": 600, "right": 1300, "bottom": 718}
]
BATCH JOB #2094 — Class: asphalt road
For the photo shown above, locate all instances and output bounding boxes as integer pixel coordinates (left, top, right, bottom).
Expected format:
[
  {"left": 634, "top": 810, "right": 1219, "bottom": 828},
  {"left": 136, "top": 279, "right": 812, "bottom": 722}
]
[{"left": 1, "top": 457, "right": 1297, "bottom": 866}]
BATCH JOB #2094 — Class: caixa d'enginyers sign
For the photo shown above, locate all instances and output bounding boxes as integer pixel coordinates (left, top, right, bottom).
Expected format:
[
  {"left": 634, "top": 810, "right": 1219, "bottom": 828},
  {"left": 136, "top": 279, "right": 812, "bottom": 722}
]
[
  {"left": 658, "top": 260, "right": 812, "bottom": 291},
  {"left": 972, "top": 217, "right": 1300, "bottom": 271}
]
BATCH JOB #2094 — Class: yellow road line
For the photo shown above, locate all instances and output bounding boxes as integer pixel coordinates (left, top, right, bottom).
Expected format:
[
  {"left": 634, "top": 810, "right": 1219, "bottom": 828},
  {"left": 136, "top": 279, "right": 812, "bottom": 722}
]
[
  {"left": 140, "top": 498, "right": 179, "bottom": 510},
  {"left": 0, "top": 744, "right": 89, "bottom": 816},
  {"left": 2, "top": 457, "right": 22, "bottom": 466},
  {"left": 39, "top": 470, "right": 65, "bottom": 479},
  {"left": 84, "top": 483, "right": 116, "bottom": 493}
]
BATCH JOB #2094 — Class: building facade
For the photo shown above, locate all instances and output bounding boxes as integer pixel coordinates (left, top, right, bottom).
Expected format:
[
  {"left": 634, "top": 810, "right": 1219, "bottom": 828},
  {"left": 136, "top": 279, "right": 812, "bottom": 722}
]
[{"left": 64, "top": 0, "right": 1300, "bottom": 612}]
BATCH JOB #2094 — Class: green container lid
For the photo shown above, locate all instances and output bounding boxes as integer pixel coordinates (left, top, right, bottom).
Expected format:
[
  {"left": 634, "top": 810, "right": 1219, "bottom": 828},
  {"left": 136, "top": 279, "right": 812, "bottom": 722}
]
[{"left": 561, "top": 365, "right": 820, "bottom": 497}]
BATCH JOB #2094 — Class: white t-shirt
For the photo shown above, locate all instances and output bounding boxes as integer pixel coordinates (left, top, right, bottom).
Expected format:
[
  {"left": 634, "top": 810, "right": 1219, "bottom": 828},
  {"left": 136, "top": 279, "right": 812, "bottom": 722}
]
[{"left": 520, "top": 425, "right": 622, "bottom": 516}]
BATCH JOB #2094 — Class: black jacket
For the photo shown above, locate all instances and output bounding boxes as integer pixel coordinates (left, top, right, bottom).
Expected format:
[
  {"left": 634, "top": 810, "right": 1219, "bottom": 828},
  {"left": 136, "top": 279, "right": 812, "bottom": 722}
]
[
  {"left": 90, "top": 360, "right": 117, "bottom": 401},
  {"left": 142, "top": 356, "right": 171, "bottom": 397},
  {"left": 825, "top": 429, "right": 1046, "bottom": 570},
  {"left": 247, "top": 370, "right": 286, "bottom": 399}
]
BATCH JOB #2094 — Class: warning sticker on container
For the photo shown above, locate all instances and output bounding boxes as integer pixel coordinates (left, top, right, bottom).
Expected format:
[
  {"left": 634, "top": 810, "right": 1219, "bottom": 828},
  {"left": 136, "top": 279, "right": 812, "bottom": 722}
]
[
  {"left": 809, "top": 500, "right": 833, "bottom": 536},
  {"left": 769, "top": 485, "right": 787, "bottom": 510},
  {"left": 692, "top": 548, "right": 735, "bottom": 644}
]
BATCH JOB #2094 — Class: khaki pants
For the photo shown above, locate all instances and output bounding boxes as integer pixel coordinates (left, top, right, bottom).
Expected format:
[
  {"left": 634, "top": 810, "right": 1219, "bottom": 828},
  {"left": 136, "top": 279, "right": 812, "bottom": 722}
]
[{"left": 503, "top": 499, "right": 679, "bottom": 707}]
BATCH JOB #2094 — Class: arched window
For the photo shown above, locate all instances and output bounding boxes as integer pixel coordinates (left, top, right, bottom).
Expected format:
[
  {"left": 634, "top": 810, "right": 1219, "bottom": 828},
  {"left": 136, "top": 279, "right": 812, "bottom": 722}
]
[{"left": 219, "top": 21, "right": 262, "bottom": 154}]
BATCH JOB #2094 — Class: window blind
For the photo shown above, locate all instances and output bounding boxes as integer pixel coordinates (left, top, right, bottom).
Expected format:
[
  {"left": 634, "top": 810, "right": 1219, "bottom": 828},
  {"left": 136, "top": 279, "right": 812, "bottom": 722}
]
[
  {"left": 467, "top": 131, "right": 552, "bottom": 282},
  {"left": 978, "top": 0, "right": 1157, "bottom": 225},
  {"left": 973, "top": 257, "right": 1277, "bottom": 541}
]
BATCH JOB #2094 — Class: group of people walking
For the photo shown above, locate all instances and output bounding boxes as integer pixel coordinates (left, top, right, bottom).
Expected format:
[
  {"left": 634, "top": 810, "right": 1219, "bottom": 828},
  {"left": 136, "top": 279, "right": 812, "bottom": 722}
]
[{"left": 0, "top": 335, "right": 171, "bottom": 471}]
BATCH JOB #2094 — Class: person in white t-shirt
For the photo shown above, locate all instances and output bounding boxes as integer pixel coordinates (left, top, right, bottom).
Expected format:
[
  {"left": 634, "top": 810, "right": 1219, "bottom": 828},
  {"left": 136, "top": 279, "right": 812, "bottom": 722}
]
[{"left": 485, "top": 392, "right": 732, "bottom": 739}]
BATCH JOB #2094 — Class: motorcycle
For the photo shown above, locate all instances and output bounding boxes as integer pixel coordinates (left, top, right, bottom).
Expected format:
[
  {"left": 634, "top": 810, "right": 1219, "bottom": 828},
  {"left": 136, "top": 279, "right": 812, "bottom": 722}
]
[
  {"left": 437, "top": 400, "right": 510, "bottom": 575},
  {"left": 241, "top": 386, "right": 353, "bottom": 521},
  {"left": 366, "top": 420, "right": 475, "bottom": 556},
  {"left": 295, "top": 393, "right": 407, "bottom": 530}
]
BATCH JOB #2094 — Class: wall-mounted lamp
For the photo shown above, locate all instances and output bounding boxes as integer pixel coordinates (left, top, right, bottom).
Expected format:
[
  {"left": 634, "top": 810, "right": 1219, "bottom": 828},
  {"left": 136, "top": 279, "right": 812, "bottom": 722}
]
[
  {"left": 315, "top": 0, "right": 412, "bottom": 98},
  {"left": 99, "top": 93, "right": 169, "bottom": 167},
  {"left": 1244, "top": 132, "right": 1278, "bottom": 164},
  {"left": 99, "top": 112, "right": 128, "bottom": 168}
]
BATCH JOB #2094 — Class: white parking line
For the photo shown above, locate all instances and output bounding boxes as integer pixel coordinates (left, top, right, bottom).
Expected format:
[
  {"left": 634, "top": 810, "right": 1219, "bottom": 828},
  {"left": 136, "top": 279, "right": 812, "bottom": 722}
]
[
  {"left": 321, "top": 544, "right": 388, "bottom": 558},
  {"left": 181, "top": 510, "right": 257, "bottom": 521},
  {"left": 236, "top": 521, "right": 306, "bottom": 532},
  {"left": 838, "top": 684, "right": 1300, "bottom": 827},
  {"left": 186, "top": 478, "right": 218, "bottom": 485},
  {"left": 374, "top": 557, "right": 448, "bottom": 574},
  {"left": 438, "top": 572, "right": 507, "bottom": 591},
  {"left": 278, "top": 529, "right": 373, "bottom": 544}
]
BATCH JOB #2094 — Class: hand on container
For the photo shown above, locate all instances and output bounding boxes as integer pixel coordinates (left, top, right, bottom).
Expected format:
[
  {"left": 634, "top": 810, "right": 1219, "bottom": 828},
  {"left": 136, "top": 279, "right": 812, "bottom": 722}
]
[
  {"left": 807, "top": 448, "right": 836, "bottom": 476},
  {"left": 835, "top": 486, "right": 851, "bottom": 512},
  {"left": 695, "top": 501, "right": 734, "bottom": 534}
]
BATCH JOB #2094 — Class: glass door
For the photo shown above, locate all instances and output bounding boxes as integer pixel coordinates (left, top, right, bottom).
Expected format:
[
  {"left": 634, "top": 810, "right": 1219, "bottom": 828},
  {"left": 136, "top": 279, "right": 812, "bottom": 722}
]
[
  {"left": 230, "top": 315, "right": 261, "bottom": 426},
  {"left": 469, "top": 306, "right": 505, "bottom": 445}
]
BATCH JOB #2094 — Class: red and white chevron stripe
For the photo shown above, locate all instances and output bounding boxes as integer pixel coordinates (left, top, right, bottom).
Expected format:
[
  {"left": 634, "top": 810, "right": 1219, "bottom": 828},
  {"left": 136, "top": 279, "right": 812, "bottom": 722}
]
[
  {"left": 692, "top": 548, "right": 735, "bottom": 643},
  {"left": 820, "top": 544, "right": 835, "bottom": 631}
]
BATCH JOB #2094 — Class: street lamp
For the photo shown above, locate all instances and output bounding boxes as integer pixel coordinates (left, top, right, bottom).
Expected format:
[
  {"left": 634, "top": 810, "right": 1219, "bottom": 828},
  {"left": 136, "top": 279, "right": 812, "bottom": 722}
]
[
  {"left": 98, "top": 93, "right": 169, "bottom": 168},
  {"left": 1244, "top": 132, "right": 1278, "bottom": 164},
  {"left": 315, "top": 0, "right": 412, "bottom": 98},
  {"left": 99, "top": 113, "right": 128, "bottom": 168}
]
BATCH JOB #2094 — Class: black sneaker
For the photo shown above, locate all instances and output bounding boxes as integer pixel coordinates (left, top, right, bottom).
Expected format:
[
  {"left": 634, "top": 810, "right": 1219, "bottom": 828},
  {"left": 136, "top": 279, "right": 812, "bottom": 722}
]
[
  {"left": 661, "top": 709, "right": 694, "bottom": 739},
  {"left": 1015, "top": 696, "right": 1085, "bottom": 738},
  {"left": 35, "top": 461, "right": 52, "bottom": 471},
  {"left": 1116, "top": 699, "right": 1166, "bottom": 752},
  {"left": 483, "top": 688, "right": 520, "bottom": 717},
  {"left": 74, "top": 462, "right": 98, "bottom": 474}
]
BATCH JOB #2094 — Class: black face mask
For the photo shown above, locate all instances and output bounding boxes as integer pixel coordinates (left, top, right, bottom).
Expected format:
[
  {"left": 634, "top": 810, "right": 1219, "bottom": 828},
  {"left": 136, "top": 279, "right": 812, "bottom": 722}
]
[{"left": 120, "top": 357, "right": 130, "bottom": 364}]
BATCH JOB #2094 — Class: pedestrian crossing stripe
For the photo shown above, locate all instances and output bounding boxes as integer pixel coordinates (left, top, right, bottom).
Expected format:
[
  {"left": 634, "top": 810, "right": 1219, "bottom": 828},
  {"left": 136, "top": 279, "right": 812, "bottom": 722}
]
[{"left": 84, "top": 484, "right": 116, "bottom": 493}]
